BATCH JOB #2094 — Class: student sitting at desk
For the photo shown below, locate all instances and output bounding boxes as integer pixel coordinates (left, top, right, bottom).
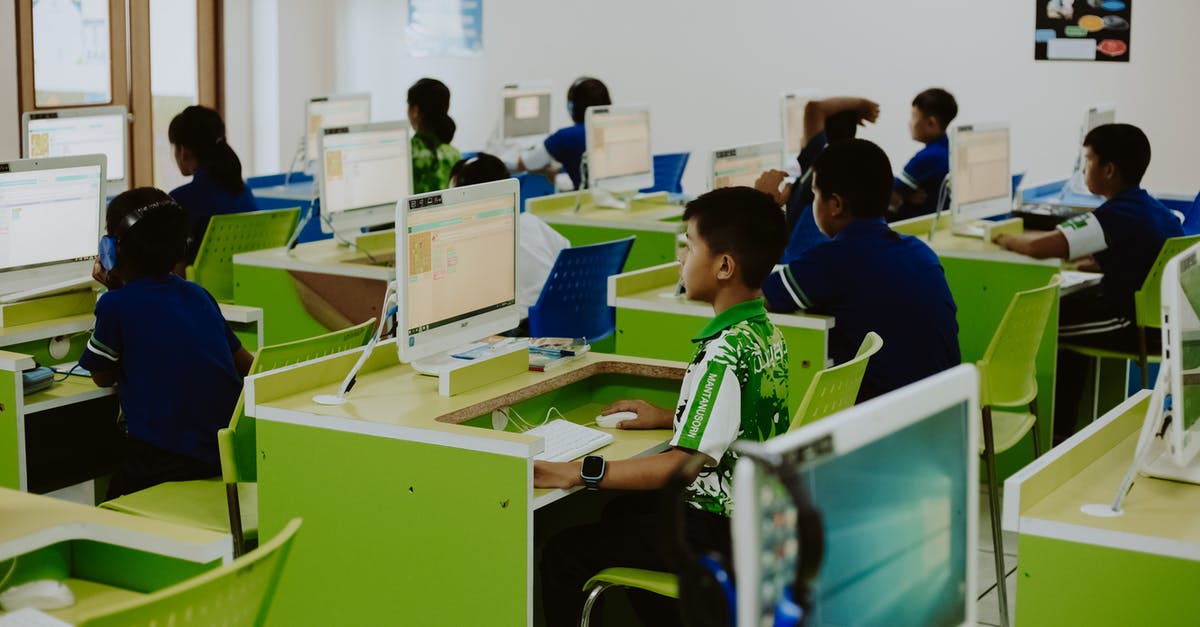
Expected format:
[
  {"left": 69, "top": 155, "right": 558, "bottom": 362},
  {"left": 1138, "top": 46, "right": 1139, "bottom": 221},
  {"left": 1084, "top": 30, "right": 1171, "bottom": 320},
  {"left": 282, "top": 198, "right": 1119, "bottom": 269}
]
[
  {"left": 408, "top": 77, "right": 462, "bottom": 194},
  {"left": 83, "top": 188, "right": 254, "bottom": 499},
  {"left": 518, "top": 76, "right": 612, "bottom": 190},
  {"left": 448, "top": 153, "right": 569, "bottom": 325},
  {"left": 167, "top": 105, "right": 258, "bottom": 264},
  {"left": 535, "top": 186, "right": 790, "bottom": 626},
  {"left": 888, "top": 87, "right": 957, "bottom": 222},
  {"left": 993, "top": 123, "right": 1182, "bottom": 442},
  {"left": 763, "top": 139, "right": 961, "bottom": 401}
]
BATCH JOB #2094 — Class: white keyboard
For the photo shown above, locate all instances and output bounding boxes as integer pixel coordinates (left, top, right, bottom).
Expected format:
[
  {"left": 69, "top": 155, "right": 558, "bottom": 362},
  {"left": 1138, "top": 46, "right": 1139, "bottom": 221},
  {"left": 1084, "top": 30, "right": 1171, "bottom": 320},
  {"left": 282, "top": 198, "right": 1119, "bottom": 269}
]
[{"left": 528, "top": 419, "right": 613, "bottom": 462}]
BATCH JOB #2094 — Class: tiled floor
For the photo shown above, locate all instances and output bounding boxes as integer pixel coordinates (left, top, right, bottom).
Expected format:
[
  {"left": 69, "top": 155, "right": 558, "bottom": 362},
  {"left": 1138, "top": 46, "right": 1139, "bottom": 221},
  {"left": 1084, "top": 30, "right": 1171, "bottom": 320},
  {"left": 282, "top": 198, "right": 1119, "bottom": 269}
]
[{"left": 977, "top": 485, "right": 1018, "bottom": 626}]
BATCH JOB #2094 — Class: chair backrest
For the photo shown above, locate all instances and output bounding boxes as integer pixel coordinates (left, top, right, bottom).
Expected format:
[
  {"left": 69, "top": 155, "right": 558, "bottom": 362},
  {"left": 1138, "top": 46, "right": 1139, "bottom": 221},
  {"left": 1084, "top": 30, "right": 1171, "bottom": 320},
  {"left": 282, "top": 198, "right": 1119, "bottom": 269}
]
[
  {"left": 515, "top": 171, "right": 555, "bottom": 208},
  {"left": 218, "top": 319, "right": 376, "bottom": 484},
  {"left": 639, "top": 152, "right": 690, "bottom": 194},
  {"left": 789, "top": 332, "right": 883, "bottom": 431},
  {"left": 189, "top": 207, "right": 301, "bottom": 302},
  {"left": 77, "top": 518, "right": 302, "bottom": 627},
  {"left": 1177, "top": 191, "right": 1200, "bottom": 235},
  {"left": 1134, "top": 235, "right": 1200, "bottom": 328},
  {"left": 977, "top": 275, "right": 1062, "bottom": 408},
  {"left": 528, "top": 237, "right": 635, "bottom": 342}
]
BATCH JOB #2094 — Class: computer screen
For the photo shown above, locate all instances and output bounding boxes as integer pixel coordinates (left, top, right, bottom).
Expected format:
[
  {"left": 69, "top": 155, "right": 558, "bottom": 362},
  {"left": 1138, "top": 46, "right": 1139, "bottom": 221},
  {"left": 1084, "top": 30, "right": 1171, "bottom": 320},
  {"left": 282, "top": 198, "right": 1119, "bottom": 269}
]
[
  {"left": 397, "top": 179, "right": 520, "bottom": 363},
  {"left": 1082, "top": 103, "right": 1116, "bottom": 141},
  {"left": 318, "top": 121, "right": 411, "bottom": 234},
  {"left": 711, "top": 141, "right": 783, "bottom": 190},
  {"left": 500, "top": 84, "right": 552, "bottom": 140},
  {"left": 0, "top": 156, "right": 106, "bottom": 294},
  {"left": 733, "top": 365, "right": 978, "bottom": 627},
  {"left": 781, "top": 92, "right": 815, "bottom": 156},
  {"left": 23, "top": 106, "right": 127, "bottom": 185},
  {"left": 305, "top": 94, "right": 371, "bottom": 160},
  {"left": 950, "top": 124, "right": 1011, "bottom": 223},
  {"left": 584, "top": 105, "right": 653, "bottom": 192}
]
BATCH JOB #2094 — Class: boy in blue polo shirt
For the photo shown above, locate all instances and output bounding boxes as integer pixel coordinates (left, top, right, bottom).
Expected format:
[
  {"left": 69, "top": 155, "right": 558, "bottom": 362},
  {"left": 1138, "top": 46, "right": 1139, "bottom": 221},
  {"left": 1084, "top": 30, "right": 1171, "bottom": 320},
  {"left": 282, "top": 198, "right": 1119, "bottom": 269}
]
[
  {"left": 518, "top": 77, "right": 611, "bottom": 190},
  {"left": 83, "top": 188, "right": 254, "bottom": 499},
  {"left": 764, "top": 138, "right": 961, "bottom": 401},
  {"left": 535, "top": 186, "right": 790, "bottom": 626},
  {"left": 888, "top": 88, "right": 958, "bottom": 221},
  {"left": 994, "top": 123, "right": 1182, "bottom": 441}
]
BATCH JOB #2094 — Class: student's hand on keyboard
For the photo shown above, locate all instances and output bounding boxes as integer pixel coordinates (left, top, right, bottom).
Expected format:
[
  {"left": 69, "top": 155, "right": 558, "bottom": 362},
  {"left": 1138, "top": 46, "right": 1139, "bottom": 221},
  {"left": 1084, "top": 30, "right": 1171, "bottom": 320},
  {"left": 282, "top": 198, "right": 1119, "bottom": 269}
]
[
  {"left": 533, "top": 460, "right": 580, "bottom": 489},
  {"left": 599, "top": 400, "right": 672, "bottom": 430}
]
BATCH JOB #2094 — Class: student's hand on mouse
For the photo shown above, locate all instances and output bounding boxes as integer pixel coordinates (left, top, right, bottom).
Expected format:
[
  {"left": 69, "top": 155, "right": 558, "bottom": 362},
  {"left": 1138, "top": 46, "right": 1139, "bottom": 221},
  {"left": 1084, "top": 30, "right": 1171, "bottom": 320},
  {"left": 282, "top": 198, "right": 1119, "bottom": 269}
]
[
  {"left": 600, "top": 400, "right": 673, "bottom": 430},
  {"left": 534, "top": 460, "right": 580, "bottom": 489},
  {"left": 754, "top": 170, "right": 790, "bottom": 206}
]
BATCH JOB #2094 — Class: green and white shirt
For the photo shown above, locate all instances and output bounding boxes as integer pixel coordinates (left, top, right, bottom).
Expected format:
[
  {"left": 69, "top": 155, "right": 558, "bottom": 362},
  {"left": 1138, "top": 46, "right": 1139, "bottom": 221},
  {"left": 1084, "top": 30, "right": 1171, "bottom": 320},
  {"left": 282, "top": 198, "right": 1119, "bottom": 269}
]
[
  {"left": 411, "top": 133, "right": 462, "bottom": 194},
  {"left": 670, "top": 298, "right": 790, "bottom": 517}
]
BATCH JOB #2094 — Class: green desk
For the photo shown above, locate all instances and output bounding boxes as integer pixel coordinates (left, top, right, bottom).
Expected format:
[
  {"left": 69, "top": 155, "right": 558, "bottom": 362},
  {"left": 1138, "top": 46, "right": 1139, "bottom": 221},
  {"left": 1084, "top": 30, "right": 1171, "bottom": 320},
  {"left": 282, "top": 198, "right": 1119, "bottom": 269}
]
[
  {"left": 0, "top": 487, "right": 229, "bottom": 624},
  {"left": 526, "top": 191, "right": 684, "bottom": 271},
  {"left": 232, "top": 232, "right": 394, "bottom": 345},
  {"left": 607, "top": 263, "right": 833, "bottom": 416},
  {"left": 1004, "top": 391, "right": 1200, "bottom": 626},
  {"left": 244, "top": 342, "right": 686, "bottom": 625}
]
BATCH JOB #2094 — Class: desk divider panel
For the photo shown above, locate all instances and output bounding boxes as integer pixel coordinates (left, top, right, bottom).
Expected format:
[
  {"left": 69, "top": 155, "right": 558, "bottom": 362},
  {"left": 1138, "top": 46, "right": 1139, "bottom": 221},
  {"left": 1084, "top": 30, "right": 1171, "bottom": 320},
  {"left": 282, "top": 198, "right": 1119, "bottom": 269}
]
[
  {"left": 0, "top": 291, "right": 95, "bottom": 329},
  {"left": 0, "top": 351, "right": 30, "bottom": 489},
  {"left": 234, "top": 264, "right": 339, "bottom": 345}
]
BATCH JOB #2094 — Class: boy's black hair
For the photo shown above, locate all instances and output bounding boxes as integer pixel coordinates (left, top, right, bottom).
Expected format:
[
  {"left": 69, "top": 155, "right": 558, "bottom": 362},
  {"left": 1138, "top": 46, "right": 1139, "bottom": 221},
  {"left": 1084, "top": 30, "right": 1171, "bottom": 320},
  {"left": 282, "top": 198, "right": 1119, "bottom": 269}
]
[
  {"left": 912, "top": 88, "right": 958, "bottom": 131},
  {"left": 682, "top": 187, "right": 787, "bottom": 288},
  {"left": 825, "top": 109, "right": 861, "bottom": 143},
  {"left": 567, "top": 77, "right": 611, "bottom": 125},
  {"left": 1084, "top": 123, "right": 1152, "bottom": 187},
  {"left": 106, "top": 187, "right": 190, "bottom": 276},
  {"left": 811, "top": 139, "right": 893, "bottom": 219},
  {"left": 168, "top": 105, "right": 245, "bottom": 194},
  {"left": 449, "top": 152, "right": 511, "bottom": 187},
  {"left": 408, "top": 77, "right": 457, "bottom": 146}
]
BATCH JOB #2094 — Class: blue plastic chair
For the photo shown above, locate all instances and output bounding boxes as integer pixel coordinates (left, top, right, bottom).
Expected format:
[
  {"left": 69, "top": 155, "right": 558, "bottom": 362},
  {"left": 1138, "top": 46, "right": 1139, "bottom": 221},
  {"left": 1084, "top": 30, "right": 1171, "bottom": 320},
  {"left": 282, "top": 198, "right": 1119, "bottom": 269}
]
[
  {"left": 1011, "top": 172, "right": 1026, "bottom": 198},
  {"left": 1180, "top": 191, "right": 1200, "bottom": 235},
  {"left": 640, "top": 152, "right": 689, "bottom": 195},
  {"left": 514, "top": 171, "right": 555, "bottom": 210},
  {"left": 528, "top": 237, "right": 635, "bottom": 342}
]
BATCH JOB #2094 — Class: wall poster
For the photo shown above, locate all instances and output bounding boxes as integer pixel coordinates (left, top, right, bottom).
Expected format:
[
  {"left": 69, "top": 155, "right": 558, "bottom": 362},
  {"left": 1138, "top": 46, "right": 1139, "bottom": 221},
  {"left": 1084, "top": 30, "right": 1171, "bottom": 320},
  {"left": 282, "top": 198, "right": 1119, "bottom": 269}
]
[
  {"left": 1035, "top": 0, "right": 1131, "bottom": 62},
  {"left": 407, "top": 0, "right": 482, "bottom": 57}
]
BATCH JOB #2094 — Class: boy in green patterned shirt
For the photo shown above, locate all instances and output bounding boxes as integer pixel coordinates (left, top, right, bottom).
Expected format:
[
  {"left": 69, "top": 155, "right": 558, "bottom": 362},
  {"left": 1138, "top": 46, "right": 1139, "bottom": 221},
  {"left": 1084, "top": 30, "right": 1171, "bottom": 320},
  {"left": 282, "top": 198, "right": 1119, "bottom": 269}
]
[{"left": 536, "top": 187, "right": 791, "bottom": 626}]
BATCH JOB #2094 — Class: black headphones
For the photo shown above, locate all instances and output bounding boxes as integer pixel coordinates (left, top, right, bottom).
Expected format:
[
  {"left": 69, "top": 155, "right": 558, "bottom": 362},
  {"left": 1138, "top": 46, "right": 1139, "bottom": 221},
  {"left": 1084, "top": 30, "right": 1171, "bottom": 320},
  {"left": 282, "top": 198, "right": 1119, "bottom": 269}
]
[{"left": 98, "top": 200, "right": 185, "bottom": 272}]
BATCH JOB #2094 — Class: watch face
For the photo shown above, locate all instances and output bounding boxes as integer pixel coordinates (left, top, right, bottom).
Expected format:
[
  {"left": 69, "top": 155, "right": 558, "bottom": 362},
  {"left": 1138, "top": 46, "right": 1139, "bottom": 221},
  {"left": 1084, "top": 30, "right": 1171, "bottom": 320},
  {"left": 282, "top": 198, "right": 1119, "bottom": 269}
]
[{"left": 581, "top": 455, "right": 605, "bottom": 478}]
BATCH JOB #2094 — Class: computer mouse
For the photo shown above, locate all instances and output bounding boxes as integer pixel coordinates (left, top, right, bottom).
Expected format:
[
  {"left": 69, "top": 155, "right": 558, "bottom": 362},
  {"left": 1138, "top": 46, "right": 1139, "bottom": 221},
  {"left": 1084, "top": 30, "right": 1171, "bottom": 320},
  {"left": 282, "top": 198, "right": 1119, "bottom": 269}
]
[
  {"left": 0, "top": 579, "right": 75, "bottom": 611},
  {"left": 596, "top": 411, "right": 638, "bottom": 428}
]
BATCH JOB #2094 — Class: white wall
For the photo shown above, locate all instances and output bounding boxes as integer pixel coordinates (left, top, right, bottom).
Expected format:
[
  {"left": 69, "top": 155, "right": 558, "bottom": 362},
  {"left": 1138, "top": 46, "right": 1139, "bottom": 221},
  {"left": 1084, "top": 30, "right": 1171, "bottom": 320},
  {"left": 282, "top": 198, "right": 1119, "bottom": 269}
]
[{"left": 0, "top": 0, "right": 20, "bottom": 161}]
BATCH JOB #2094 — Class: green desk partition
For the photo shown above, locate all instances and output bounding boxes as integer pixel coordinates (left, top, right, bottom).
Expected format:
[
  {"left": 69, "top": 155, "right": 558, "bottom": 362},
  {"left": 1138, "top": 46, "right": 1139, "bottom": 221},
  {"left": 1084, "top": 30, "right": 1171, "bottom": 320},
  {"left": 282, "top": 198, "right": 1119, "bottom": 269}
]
[{"left": 233, "top": 264, "right": 333, "bottom": 345}]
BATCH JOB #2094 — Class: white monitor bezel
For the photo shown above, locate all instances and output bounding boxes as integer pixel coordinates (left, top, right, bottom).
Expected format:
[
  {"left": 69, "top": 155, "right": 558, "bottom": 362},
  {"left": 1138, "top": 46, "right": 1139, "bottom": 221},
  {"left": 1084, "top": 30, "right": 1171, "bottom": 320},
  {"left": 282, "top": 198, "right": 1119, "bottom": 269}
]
[
  {"left": 709, "top": 140, "right": 784, "bottom": 191},
  {"left": 1160, "top": 243, "right": 1200, "bottom": 465},
  {"left": 584, "top": 104, "right": 654, "bottom": 193},
  {"left": 949, "top": 121, "right": 1012, "bottom": 224},
  {"left": 732, "top": 364, "right": 980, "bottom": 627},
  {"left": 305, "top": 93, "right": 372, "bottom": 161},
  {"left": 780, "top": 89, "right": 820, "bottom": 163},
  {"left": 0, "top": 155, "right": 107, "bottom": 295},
  {"left": 499, "top": 80, "right": 553, "bottom": 141},
  {"left": 317, "top": 120, "right": 412, "bottom": 235},
  {"left": 396, "top": 179, "right": 522, "bottom": 363},
  {"left": 1080, "top": 102, "right": 1117, "bottom": 143},
  {"left": 21, "top": 105, "right": 129, "bottom": 196}
]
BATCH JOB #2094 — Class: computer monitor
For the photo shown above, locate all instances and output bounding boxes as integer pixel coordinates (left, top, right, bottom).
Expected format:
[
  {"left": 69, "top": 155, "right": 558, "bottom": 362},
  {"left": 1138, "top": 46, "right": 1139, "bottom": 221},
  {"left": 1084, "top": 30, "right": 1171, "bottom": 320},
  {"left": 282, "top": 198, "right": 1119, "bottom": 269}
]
[
  {"left": 397, "top": 179, "right": 521, "bottom": 365},
  {"left": 499, "top": 82, "right": 552, "bottom": 141},
  {"left": 22, "top": 106, "right": 127, "bottom": 196},
  {"left": 732, "top": 364, "right": 978, "bottom": 627},
  {"left": 949, "top": 122, "right": 1011, "bottom": 225},
  {"left": 0, "top": 156, "right": 106, "bottom": 297},
  {"left": 305, "top": 93, "right": 372, "bottom": 161},
  {"left": 584, "top": 104, "right": 654, "bottom": 194},
  {"left": 317, "top": 121, "right": 412, "bottom": 235},
  {"left": 780, "top": 90, "right": 818, "bottom": 172},
  {"left": 711, "top": 141, "right": 783, "bottom": 190}
]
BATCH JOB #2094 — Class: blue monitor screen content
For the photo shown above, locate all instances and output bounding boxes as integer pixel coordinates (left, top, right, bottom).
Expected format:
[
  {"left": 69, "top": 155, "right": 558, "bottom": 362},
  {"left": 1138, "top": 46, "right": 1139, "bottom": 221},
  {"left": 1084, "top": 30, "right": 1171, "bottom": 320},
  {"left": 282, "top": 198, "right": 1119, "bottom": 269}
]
[
  {"left": 405, "top": 195, "right": 517, "bottom": 336},
  {"left": 27, "top": 113, "right": 125, "bottom": 181},
  {"left": 0, "top": 164, "right": 103, "bottom": 272},
  {"left": 757, "top": 402, "right": 970, "bottom": 626}
]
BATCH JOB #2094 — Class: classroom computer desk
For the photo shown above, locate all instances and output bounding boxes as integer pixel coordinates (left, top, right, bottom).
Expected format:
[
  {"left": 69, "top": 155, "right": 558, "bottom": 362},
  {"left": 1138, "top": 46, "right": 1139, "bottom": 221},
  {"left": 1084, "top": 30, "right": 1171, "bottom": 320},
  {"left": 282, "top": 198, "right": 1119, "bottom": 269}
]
[
  {"left": 0, "top": 487, "right": 230, "bottom": 623},
  {"left": 525, "top": 190, "right": 684, "bottom": 271},
  {"left": 246, "top": 172, "right": 331, "bottom": 245},
  {"left": 243, "top": 341, "right": 686, "bottom": 626},
  {"left": 1004, "top": 392, "right": 1200, "bottom": 626}
]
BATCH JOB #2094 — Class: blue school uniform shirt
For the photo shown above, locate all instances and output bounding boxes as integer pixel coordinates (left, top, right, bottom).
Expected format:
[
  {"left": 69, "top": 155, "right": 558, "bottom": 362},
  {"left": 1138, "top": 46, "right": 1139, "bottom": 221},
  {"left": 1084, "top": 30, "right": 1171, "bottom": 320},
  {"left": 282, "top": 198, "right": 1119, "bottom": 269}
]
[
  {"left": 79, "top": 275, "right": 244, "bottom": 466},
  {"left": 762, "top": 217, "right": 961, "bottom": 400},
  {"left": 543, "top": 123, "right": 586, "bottom": 190},
  {"left": 1056, "top": 187, "right": 1183, "bottom": 317},
  {"left": 170, "top": 167, "right": 258, "bottom": 263},
  {"left": 893, "top": 134, "right": 949, "bottom": 220},
  {"left": 782, "top": 131, "right": 832, "bottom": 262}
]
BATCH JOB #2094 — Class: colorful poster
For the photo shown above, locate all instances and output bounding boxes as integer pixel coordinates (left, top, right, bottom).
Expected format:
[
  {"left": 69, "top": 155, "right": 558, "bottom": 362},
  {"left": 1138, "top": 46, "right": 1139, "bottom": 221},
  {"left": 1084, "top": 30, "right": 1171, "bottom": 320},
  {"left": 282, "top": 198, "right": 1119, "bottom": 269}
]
[
  {"left": 1035, "top": 0, "right": 1131, "bottom": 62},
  {"left": 407, "top": 0, "right": 482, "bottom": 57}
]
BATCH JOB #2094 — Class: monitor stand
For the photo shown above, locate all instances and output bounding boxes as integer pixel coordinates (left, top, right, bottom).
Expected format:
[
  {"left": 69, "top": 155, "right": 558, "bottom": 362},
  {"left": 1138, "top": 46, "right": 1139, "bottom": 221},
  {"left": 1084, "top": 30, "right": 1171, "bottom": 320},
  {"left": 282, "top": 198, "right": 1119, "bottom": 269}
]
[
  {"left": 411, "top": 338, "right": 526, "bottom": 377},
  {"left": 591, "top": 188, "right": 632, "bottom": 211}
]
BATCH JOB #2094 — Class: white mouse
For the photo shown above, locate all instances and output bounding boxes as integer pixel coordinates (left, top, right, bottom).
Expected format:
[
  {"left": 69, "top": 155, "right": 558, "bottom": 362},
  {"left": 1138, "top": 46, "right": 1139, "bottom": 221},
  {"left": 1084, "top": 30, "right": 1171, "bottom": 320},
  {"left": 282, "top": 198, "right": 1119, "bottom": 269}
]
[
  {"left": 596, "top": 411, "right": 638, "bottom": 428},
  {"left": 0, "top": 579, "right": 75, "bottom": 611}
]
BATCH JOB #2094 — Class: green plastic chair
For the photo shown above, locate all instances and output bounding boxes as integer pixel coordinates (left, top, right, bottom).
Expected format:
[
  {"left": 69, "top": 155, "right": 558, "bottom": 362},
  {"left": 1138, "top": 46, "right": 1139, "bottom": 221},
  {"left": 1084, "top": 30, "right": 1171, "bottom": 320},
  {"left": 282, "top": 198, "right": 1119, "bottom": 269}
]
[
  {"left": 186, "top": 207, "right": 301, "bottom": 303},
  {"left": 100, "top": 320, "right": 375, "bottom": 556},
  {"left": 580, "top": 567, "right": 678, "bottom": 627},
  {"left": 76, "top": 518, "right": 301, "bottom": 627},
  {"left": 976, "top": 274, "right": 1061, "bottom": 627},
  {"left": 789, "top": 332, "right": 883, "bottom": 431},
  {"left": 1061, "top": 235, "right": 1200, "bottom": 413}
]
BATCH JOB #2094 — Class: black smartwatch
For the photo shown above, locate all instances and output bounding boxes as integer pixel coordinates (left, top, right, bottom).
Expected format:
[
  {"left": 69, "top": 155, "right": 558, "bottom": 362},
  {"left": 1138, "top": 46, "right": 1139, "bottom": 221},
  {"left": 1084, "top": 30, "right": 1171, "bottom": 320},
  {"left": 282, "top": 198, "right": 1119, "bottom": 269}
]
[{"left": 580, "top": 455, "right": 606, "bottom": 491}]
